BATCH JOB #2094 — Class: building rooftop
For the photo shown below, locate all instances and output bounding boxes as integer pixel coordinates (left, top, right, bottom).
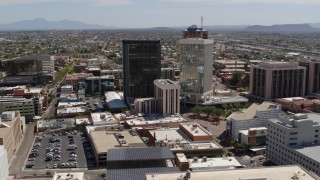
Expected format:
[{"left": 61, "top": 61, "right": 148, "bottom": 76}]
[
  {"left": 52, "top": 172, "right": 85, "bottom": 180},
  {"left": 124, "top": 114, "right": 187, "bottom": 127},
  {"left": 61, "top": 85, "right": 73, "bottom": 89},
  {"left": 90, "top": 112, "right": 118, "bottom": 125},
  {"left": 57, "top": 106, "right": 86, "bottom": 115},
  {"left": 150, "top": 128, "right": 191, "bottom": 142},
  {"left": 189, "top": 157, "right": 242, "bottom": 170},
  {"left": 89, "top": 130, "right": 146, "bottom": 154},
  {"left": 105, "top": 92, "right": 127, "bottom": 109},
  {"left": 294, "top": 145, "right": 320, "bottom": 163},
  {"left": 228, "top": 102, "right": 279, "bottom": 121},
  {"left": 180, "top": 122, "right": 212, "bottom": 137},
  {"left": 37, "top": 118, "right": 75, "bottom": 129},
  {"left": 107, "top": 167, "right": 180, "bottom": 180},
  {"left": 146, "top": 165, "right": 317, "bottom": 180},
  {"left": 214, "top": 60, "right": 246, "bottom": 65},
  {"left": 239, "top": 127, "right": 267, "bottom": 136},
  {"left": 90, "top": 131, "right": 120, "bottom": 154},
  {"left": 107, "top": 147, "right": 175, "bottom": 161}
]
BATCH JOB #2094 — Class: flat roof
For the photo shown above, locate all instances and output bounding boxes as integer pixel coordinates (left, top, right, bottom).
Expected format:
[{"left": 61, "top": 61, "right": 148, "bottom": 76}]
[
  {"left": 189, "top": 157, "right": 242, "bottom": 169},
  {"left": 294, "top": 145, "right": 320, "bottom": 163},
  {"left": 52, "top": 172, "right": 84, "bottom": 180},
  {"left": 107, "top": 147, "right": 175, "bottom": 161},
  {"left": 125, "top": 114, "right": 187, "bottom": 126},
  {"left": 228, "top": 102, "right": 279, "bottom": 121},
  {"left": 146, "top": 165, "right": 317, "bottom": 180},
  {"left": 107, "top": 167, "right": 180, "bottom": 180},
  {"left": 180, "top": 122, "right": 212, "bottom": 136},
  {"left": 90, "top": 131, "right": 120, "bottom": 154},
  {"left": 149, "top": 128, "right": 191, "bottom": 142},
  {"left": 90, "top": 112, "right": 118, "bottom": 125},
  {"left": 105, "top": 92, "right": 128, "bottom": 109}
]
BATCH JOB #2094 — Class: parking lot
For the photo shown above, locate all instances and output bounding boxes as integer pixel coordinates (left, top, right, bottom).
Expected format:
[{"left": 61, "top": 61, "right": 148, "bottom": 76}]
[{"left": 25, "top": 131, "right": 96, "bottom": 169}]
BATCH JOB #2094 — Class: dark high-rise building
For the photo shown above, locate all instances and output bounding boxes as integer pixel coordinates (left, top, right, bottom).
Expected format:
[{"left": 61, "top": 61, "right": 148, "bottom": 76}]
[{"left": 122, "top": 40, "right": 161, "bottom": 104}]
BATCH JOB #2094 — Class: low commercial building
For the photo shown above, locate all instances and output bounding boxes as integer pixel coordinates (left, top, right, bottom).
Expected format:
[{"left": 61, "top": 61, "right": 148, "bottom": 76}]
[
  {"left": 179, "top": 122, "right": 213, "bottom": 141},
  {"left": 36, "top": 118, "right": 75, "bottom": 132},
  {"left": 88, "top": 130, "right": 146, "bottom": 166},
  {"left": 214, "top": 60, "right": 247, "bottom": 74},
  {"left": 176, "top": 153, "right": 241, "bottom": 171},
  {"left": 267, "top": 113, "right": 320, "bottom": 176},
  {"left": 0, "top": 97, "right": 35, "bottom": 121},
  {"left": 90, "top": 112, "right": 118, "bottom": 126},
  {"left": 141, "top": 122, "right": 223, "bottom": 157},
  {"left": 105, "top": 92, "right": 128, "bottom": 113},
  {"left": 226, "top": 102, "right": 281, "bottom": 140},
  {"left": 124, "top": 114, "right": 187, "bottom": 128},
  {"left": 61, "top": 85, "right": 73, "bottom": 94},
  {"left": 56, "top": 102, "right": 86, "bottom": 117},
  {"left": 52, "top": 172, "right": 85, "bottom": 180},
  {"left": 239, "top": 127, "right": 267, "bottom": 148},
  {"left": 276, "top": 97, "right": 317, "bottom": 113},
  {"left": 0, "top": 111, "right": 24, "bottom": 164},
  {"left": 65, "top": 73, "right": 93, "bottom": 90},
  {"left": 145, "top": 165, "right": 319, "bottom": 180}
]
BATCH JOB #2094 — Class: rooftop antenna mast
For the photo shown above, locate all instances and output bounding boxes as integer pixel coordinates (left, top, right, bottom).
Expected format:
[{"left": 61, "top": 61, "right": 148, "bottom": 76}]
[{"left": 201, "top": 16, "right": 204, "bottom": 39}]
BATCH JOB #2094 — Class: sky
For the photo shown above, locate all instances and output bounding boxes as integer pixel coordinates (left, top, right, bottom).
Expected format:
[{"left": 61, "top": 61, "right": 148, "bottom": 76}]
[{"left": 0, "top": 0, "right": 319, "bottom": 28}]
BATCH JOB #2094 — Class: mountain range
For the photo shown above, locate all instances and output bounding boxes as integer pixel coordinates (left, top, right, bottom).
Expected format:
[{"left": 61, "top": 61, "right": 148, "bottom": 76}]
[
  {"left": 0, "top": 18, "right": 108, "bottom": 30},
  {"left": 0, "top": 18, "right": 320, "bottom": 32}
]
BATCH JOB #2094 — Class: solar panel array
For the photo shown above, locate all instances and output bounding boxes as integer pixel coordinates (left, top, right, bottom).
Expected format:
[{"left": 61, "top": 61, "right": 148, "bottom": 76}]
[
  {"left": 106, "top": 167, "right": 180, "bottom": 180},
  {"left": 107, "top": 147, "right": 175, "bottom": 161}
]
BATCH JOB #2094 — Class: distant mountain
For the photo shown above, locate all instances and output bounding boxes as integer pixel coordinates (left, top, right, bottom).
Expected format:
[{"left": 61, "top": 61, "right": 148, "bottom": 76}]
[
  {"left": 205, "top": 25, "right": 248, "bottom": 31},
  {"left": 309, "top": 23, "right": 320, "bottom": 29},
  {"left": 244, "top": 24, "right": 320, "bottom": 33},
  {"left": 0, "top": 18, "right": 110, "bottom": 30}
]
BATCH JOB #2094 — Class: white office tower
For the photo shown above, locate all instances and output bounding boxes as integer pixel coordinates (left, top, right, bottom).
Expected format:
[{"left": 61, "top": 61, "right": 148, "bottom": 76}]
[
  {"left": 179, "top": 39, "right": 214, "bottom": 104},
  {"left": 0, "top": 146, "right": 9, "bottom": 179},
  {"left": 154, "top": 79, "right": 180, "bottom": 115},
  {"left": 267, "top": 113, "right": 320, "bottom": 176}
]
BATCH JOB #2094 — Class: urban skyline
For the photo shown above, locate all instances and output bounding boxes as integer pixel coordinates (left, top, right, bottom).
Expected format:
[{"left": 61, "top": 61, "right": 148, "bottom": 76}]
[{"left": 0, "top": 0, "right": 320, "bottom": 28}]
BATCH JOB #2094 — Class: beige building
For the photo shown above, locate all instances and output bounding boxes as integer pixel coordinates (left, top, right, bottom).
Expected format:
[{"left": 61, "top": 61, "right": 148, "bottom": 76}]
[
  {"left": 88, "top": 129, "right": 146, "bottom": 166},
  {"left": 0, "top": 111, "right": 24, "bottom": 164},
  {"left": 250, "top": 62, "right": 306, "bottom": 100},
  {"left": 154, "top": 79, "right": 180, "bottom": 115},
  {"left": 299, "top": 59, "right": 320, "bottom": 95}
]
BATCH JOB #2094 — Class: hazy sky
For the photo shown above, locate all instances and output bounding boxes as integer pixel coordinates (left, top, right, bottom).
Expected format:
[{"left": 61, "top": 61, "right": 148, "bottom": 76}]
[{"left": 0, "top": 0, "right": 319, "bottom": 28}]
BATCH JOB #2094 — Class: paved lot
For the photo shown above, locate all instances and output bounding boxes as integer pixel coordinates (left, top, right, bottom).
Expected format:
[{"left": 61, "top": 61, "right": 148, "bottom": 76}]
[{"left": 26, "top": 132, "right": 95, "bottom": 169}]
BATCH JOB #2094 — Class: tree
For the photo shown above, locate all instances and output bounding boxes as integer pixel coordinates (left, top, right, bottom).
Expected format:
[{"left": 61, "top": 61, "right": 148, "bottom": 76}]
[
  {"left": 100, "top": 173, "right": 106, "bottom": 180},
  {"left": 230, "top": 72, "right": 242, "bottom": 88},
  {"left": 191, "top": 106, "right": 202, "bottom": 117}
]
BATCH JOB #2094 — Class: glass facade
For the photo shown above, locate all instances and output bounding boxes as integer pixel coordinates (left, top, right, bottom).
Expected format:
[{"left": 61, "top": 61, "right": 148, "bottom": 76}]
[
  {"left": 123, "top": 40, "right": 161, "bottom": 102},
  {"left": 180, "top": 44, "right": 205, "bottom": 94},
  {"left": 179, "top": 39, "right": 214, "bottom": 103}
]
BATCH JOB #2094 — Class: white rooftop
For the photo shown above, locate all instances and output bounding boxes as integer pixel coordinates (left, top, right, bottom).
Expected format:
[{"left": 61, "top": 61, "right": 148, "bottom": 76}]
[
  {"left": 90, "top": 112, "right": 118, "bottom": 125},
  {"left": 146, "top": 165, "right": 316, "bottom": 180},
  {"left": 180, "top": 122, "right": 212, "bottom": 136},
  {"left": 105, "top": 91, "right": 127, "bottom": 109},
  {"left": 52, "top": 172, "right": 85, "bottom": 180},
  {"left": 189, "top": 157, "right": 242, "bottom": 170}
]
